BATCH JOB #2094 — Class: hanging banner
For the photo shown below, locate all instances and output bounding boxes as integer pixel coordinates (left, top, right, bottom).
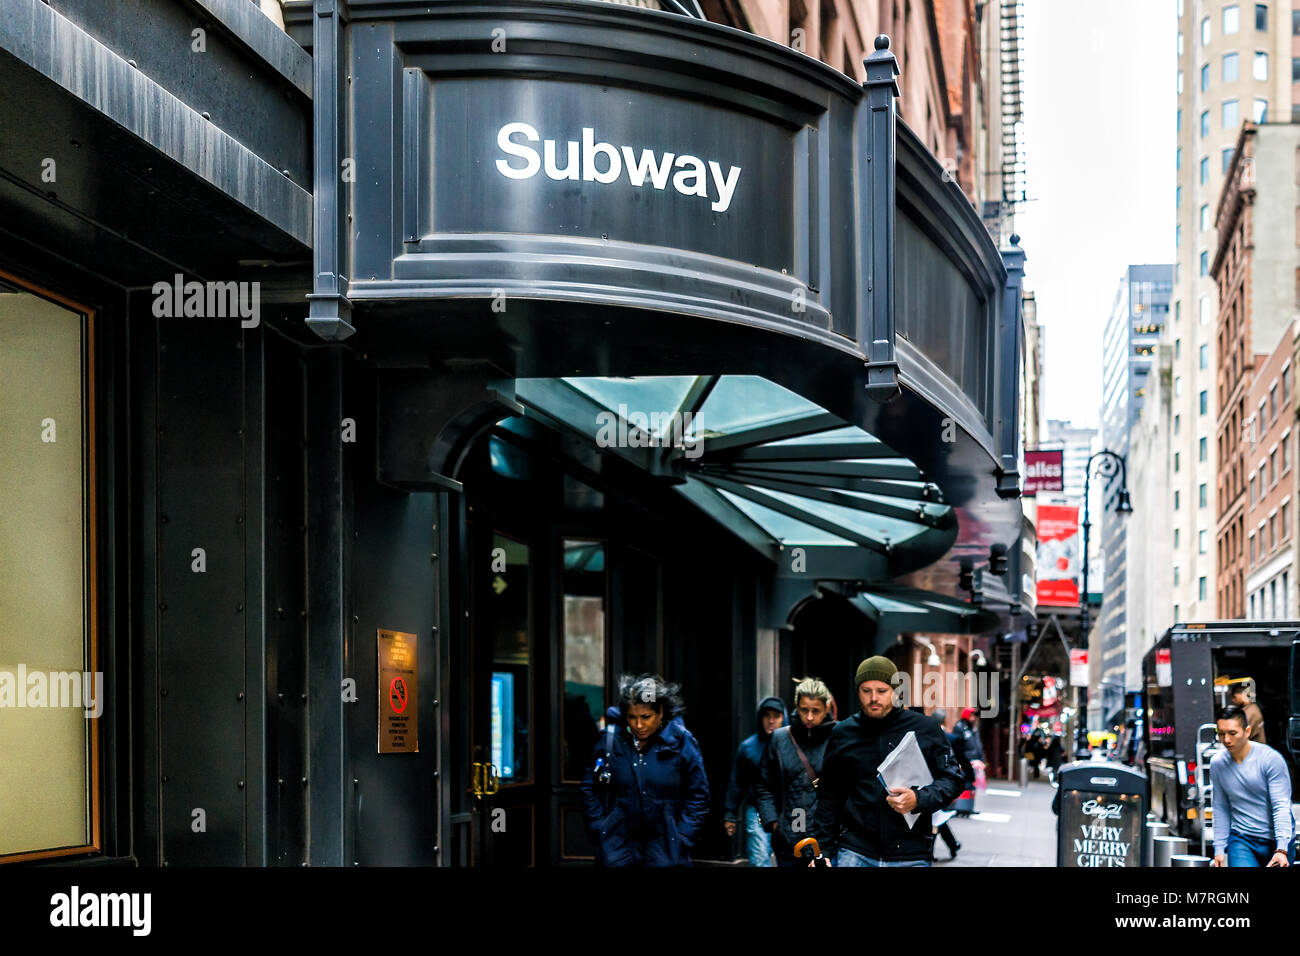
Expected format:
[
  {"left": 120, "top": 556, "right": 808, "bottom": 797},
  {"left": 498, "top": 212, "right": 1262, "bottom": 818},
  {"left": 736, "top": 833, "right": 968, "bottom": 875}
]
[
  {"left": 1069, "top": 648, "right": 1089, "bottom": 687},
  {"left": 1156, "top": 648, "right": 1172, "bottom": 687},
  {"left": 1023, "top": 449, "right": 1065, "bottom": 495},
  {"left": 1036, "top": 502, "right": 1081, "bottom": 607}
]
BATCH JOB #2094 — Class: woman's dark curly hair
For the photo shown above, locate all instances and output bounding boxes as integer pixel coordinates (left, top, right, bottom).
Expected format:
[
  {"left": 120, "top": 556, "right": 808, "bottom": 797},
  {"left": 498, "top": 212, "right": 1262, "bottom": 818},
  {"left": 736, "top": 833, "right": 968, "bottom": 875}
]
[{"left": 617, "top": 673, "right": 684, "bottom": 723}]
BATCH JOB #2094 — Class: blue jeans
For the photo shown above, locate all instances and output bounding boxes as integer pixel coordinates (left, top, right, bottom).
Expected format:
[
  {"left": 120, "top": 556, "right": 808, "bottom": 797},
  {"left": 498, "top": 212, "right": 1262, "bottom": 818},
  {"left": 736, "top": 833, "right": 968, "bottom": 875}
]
[
  {"left": 744, "top": 804, "right": 773, "bottom": 867},
  {"left": 834, "top": 846, "right": 930, "bottom": 867},
  {"left": 1225, "top": 830, "right": 1295, "bottom": 867}
]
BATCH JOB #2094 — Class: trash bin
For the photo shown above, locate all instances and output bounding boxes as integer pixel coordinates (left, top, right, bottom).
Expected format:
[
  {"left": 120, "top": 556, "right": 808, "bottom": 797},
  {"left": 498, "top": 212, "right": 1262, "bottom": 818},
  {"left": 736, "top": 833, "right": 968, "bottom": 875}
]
[
  {"left": 1154, "top": 834, "right": 1189, "bottom": 866},
  {"left": 1171, "top": 854, "right": 1212, "bottom": 867},
  {"left": 1144, "top": 821, "right": 1170, "bottom": 867},
  {"left": 1056, "top": 761, "right": 1148, "bottom": 868}
]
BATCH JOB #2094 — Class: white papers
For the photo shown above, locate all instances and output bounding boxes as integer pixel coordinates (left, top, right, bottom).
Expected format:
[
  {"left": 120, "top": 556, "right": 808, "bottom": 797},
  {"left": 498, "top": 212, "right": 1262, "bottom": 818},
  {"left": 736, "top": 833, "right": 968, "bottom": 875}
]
[
  {"left": 931, "top": 809, "right": 956, "bottom": 827},
  {"left": 876, "top": 730, "right": 933, "bottom": 829}
]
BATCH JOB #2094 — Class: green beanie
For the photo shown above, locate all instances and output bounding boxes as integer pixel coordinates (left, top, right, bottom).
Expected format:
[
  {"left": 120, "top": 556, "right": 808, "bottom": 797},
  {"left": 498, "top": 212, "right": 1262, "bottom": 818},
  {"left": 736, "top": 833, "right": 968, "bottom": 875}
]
[{"left": 855, "top": 655, "right": 897, "bottom": 688}]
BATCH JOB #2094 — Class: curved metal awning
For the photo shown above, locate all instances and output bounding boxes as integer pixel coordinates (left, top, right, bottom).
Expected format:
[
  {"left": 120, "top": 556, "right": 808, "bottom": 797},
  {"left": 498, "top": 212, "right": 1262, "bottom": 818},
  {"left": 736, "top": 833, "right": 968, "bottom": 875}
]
[{"left": 516, "top": 373, "right": 960, "bottom": 588}]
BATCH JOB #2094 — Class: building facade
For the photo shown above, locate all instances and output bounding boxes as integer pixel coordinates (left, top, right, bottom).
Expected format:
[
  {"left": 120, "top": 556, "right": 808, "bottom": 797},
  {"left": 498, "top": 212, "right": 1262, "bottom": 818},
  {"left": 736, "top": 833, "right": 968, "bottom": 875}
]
[
  {"left": 1171, "top": 0, "right": 1295, "bottom": 625},
  {"left": 1099, "top": 265, "right": 1172, "bottom": 723},
  {"left": 1212, "top": 119, "right": 1300, "bottom": 621},
  {"left": 0, "top": 0, "right": 1026, "bottom": 867}
]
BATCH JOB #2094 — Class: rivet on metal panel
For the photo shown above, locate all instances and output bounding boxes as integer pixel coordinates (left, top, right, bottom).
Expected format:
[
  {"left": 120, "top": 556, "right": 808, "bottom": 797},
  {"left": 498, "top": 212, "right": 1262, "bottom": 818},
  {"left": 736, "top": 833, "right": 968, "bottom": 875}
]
[
  {"left": 278, "top": 778, "right": 284, "bottom": 788},
  {"left": 238, "top": 780, "right": 245, "bottom": 790},
  {"left": 300, "top": 611, "right": 307, "bottom": 619},
  {"left": 161, "top": 688, "right": 168, "bottom": 697},
  {"left": 160, "top": 514, "right": 168, "bottom": 524},
  {"left": 432, "top": 770, "right": 439, "bottom": 779},
  {"left": 161, "top": 775, "right": 168, "bottom": 783},
  {"left": 431, "top": 626, "right": 438, "bottom": 634},
  {"left": 431, "top": 552, "right": 438, "bottom": 561},
  {"left": 201, "top": 111, "right": 211, "bottom": 120},
  {"left": 159, "top": 603, "right": 167, "bottom": 611},
  {"left": 354, "top": 778, "right": 359, "bottom": 787},
  {"left": 276, "top": 608, "right": 284, "bottom": 618},
  {"left": 300, "top": 693, "right": 306, "bottom": 702},
  {"left": 237, "top": 692, "right": 245, "bottom": 701},
  {"left": 432, "top": 699, "right": 439, "bottom": 707},
  {"left": 278, "top": 693, "right": 285, "bottom": 703},
  {"left": 157, "top": 427, "right": 166, "bottom": 436},
  {"left": 301, "top": 777, "right": 308, "bottom": 786},
  {"left": 433, "top": 845, "right": 440, "bottom": 854},
  {"left": 352, "top": 615, "right": 359, "bottom": 623},
  {"left": 236, "top": 603, "right": 244, "bottom": 612},
  {"left": 236, "top": 515, "right": 244, "bottom": 525}
]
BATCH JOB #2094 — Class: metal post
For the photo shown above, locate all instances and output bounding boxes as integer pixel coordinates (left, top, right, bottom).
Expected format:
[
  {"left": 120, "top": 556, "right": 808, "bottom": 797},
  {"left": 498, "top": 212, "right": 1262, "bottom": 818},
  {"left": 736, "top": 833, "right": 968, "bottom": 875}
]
[{"left": 1006, "top": 640, "right": 1019, "bottom": 782}]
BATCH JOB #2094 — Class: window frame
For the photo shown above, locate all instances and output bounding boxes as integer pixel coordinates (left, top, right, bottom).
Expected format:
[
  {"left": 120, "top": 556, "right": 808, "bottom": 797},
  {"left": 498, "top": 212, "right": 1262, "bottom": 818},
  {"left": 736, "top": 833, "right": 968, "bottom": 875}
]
[{"left": 0, "top": 267, "right": 102, "bottom": 864}]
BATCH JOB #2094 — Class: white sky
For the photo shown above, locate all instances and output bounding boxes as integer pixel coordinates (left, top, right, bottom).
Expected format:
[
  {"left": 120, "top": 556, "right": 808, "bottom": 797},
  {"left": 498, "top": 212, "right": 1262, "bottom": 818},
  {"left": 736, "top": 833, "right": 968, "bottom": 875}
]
[{"left": 1017, "top": 0, "right": 1175, "bottom": 431}]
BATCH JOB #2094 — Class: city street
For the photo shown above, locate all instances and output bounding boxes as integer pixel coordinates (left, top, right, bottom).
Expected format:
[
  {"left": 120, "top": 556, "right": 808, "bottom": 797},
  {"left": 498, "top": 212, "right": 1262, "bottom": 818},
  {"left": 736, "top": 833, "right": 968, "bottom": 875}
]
[{"left": 934, "top": 780, "right": 1059, "bottom": 868}]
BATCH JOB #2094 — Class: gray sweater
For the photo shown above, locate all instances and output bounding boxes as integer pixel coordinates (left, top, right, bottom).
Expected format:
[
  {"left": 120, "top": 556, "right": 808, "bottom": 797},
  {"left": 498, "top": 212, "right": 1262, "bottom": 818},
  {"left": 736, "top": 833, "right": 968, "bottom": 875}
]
[{"left": 1210, "top": 742, "right": 1295, "bottom": 854}]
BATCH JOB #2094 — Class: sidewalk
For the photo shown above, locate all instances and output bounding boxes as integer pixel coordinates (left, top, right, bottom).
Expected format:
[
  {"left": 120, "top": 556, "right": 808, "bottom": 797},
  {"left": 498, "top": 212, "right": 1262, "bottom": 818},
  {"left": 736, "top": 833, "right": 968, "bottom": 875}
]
[{"left": 932, "top": 778, "right": 1059, "bottom": 867}]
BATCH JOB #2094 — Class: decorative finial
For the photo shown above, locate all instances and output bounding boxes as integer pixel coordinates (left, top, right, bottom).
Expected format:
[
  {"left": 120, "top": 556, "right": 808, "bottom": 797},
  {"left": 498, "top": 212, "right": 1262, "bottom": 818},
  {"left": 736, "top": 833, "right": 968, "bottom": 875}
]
[
  {"left": 874, "top": 35, "right": 890, "bottom": 50},
  {"left": 1010, "top": 233, "right": 1021, "bottom": 245}
]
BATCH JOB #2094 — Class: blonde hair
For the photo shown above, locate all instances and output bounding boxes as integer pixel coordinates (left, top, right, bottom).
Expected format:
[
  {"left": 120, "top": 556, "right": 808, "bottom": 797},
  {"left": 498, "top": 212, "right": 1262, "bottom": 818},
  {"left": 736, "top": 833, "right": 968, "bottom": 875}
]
[{"left": 793, "top": 676, "right": 833, "bottom": 709}]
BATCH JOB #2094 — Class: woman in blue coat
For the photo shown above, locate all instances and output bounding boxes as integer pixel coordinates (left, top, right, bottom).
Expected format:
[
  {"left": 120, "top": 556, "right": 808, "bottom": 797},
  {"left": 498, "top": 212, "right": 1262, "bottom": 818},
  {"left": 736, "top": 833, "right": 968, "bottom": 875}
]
[{"left": 580, "top": 674, "right": 711, "bottom": 867}]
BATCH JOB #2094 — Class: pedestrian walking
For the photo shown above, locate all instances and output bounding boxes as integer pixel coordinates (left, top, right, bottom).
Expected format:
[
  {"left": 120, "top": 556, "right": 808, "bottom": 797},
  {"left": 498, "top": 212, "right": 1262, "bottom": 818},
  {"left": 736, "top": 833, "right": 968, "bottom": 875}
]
[
  {"left": 722, "top": 694, "right": 786, "bottom": 866},
  {"left": 929, "top": 707, "right": 961, "bottom": 861},
  {"left": 811, "top": 656, "right": 966, "bottom": 867},
  {"left": 951, "top": 706, "right": 985, "bottom": 813},
  {"left": 1045, "top": 733, "right": 1065, "bottom": 784},
  {"left": 755, "top": 677, "right": 836, "bottom": 867},
  {"left": 1209, "top": 704, "right": 1294, "bottom": 868},
  {"left": 580, "top": 674, "right": 711, "bottom": 867},
  {"left": 1230, "top": 681, "right": 1266, "bottom": 744}
]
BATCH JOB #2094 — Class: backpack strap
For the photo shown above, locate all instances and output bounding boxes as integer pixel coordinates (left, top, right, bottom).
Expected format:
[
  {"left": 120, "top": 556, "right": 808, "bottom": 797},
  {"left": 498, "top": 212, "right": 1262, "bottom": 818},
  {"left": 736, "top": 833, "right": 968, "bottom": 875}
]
[{"left": 778, "top": 726, "right": 819, "bottom": 789}]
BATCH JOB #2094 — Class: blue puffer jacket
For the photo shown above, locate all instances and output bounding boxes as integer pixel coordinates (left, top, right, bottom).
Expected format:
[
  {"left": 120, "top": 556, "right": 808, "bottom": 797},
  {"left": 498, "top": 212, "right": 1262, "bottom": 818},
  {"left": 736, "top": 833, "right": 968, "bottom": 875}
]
[
  {"left": 580, "top": 710, "right": 711, "bottom": 867},
  {"left": 723, "top": 696, "right": 788, "bottom": 820}
]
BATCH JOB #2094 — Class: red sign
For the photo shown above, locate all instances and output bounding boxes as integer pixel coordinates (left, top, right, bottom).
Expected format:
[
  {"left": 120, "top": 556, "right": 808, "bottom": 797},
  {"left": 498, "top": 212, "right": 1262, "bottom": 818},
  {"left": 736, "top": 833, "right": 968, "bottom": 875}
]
[
  {"left": 1024, "top": 449, "right": 1065, "bottom": 495},
  {"left": 1069, "top": 648, "right": 1089, "bottom": 686},
  {"left": 1156, "top": 648, "right": 1172, "bottom": 686},
  {"left": 1036, "top": 502, "right": 1080, "bottom": 607}
]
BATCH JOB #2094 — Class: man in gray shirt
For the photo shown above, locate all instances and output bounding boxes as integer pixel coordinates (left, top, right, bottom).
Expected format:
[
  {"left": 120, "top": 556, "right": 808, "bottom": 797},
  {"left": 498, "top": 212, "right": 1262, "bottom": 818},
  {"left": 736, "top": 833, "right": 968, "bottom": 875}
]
[{"left": 1209, "top": 705, "right": 1295, "bottom": 868}]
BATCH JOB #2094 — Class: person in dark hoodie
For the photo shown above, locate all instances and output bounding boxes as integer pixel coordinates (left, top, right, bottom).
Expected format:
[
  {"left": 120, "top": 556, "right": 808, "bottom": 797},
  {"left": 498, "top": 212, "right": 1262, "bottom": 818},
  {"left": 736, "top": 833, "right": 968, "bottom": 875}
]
[
  {"left": 723, "top": 695, "right": 787, "bottom": 866},
  {"left": 812, "top": 656, "right": 967, "bottom": 866},
  {"left": 580, "top": 673, "right": 710, "bottom": 867},
  {"left": 755, "top": 677, "right": 836, "bottom": 866}
]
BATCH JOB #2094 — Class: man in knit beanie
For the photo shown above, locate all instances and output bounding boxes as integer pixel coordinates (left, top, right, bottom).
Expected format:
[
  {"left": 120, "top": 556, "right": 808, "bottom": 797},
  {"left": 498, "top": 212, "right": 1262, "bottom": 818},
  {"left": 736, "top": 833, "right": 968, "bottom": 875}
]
[{"left": 810, "top": 654, "right": 967, "bottom": 866}]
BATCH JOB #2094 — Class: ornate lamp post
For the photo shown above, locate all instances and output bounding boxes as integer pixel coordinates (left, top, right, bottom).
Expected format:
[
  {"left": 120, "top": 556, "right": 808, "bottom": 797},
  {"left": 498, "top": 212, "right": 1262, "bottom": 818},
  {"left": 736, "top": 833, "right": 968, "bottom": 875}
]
[{"left": 1079, "top": 448, "right": 1132, "bottom": 636}]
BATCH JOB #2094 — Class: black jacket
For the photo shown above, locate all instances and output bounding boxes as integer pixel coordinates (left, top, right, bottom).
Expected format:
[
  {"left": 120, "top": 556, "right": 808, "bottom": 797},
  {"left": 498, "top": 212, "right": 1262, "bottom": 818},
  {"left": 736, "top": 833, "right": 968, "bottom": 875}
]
[
  {"left": 754, "top": 718, "right": 836, "bottom": 856},
  {"left": 951, "top": 717, "right": 984, "bottom": 783},
  {"left": 723, "top": 696, "right": 788, "bottom": 820},
  {"left": 812, "top": 706, "right": 967, "bottom": 861}
]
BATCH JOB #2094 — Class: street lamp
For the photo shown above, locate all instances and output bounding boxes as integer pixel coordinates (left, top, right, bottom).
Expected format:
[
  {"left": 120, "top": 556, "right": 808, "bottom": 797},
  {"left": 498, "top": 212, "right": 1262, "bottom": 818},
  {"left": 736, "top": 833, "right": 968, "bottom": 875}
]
[{"left": 1079, "top": 449, "right": 1133, "bottom": 635}]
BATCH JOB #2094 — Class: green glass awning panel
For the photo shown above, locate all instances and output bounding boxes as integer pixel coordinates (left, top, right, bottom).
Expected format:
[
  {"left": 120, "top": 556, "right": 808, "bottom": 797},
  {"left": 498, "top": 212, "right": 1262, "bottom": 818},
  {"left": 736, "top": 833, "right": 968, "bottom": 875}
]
[
  {"left": 688, "top": 375, "right": 821, "bottom": 436},
  {"left": 564, "top": 376, "right": 699, "bottom": 436},
  {"left": 764, "top": 425, "right": 869, "bottom": 445},
  {"left": 716, "top": 489, "right": 859, "bottom": 546},
  {"left": 757, "top": 487, "right": 929, "bottom": 546}
]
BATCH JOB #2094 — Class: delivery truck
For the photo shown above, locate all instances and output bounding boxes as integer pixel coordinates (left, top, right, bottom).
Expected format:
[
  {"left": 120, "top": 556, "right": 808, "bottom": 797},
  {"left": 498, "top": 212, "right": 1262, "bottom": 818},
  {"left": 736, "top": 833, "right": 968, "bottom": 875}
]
[{"left": 1141, "top": 621, "right": 1300, "bottom": 845}]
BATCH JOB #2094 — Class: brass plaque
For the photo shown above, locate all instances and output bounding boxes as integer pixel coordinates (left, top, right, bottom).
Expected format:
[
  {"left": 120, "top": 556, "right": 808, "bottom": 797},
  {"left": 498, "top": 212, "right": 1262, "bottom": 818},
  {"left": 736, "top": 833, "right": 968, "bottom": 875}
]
[{"left": 378, "top": 629, "right": 418, "bottom": 753}]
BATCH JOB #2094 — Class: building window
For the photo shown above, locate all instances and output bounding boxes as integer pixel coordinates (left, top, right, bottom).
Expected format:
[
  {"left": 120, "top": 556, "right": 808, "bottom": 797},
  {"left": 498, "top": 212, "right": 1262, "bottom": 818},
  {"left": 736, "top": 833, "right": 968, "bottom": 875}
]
[
  {"left": 1254, "top": 51, "right": 1268, "bottom": 81},
  {"left": 1223, "top": 52, "right": 1239, "bottom": 82},
  {"left": 1199, "top": 576, "right": 1208, "bottom": 601},
  {"left": 1223, "top": 98, "right": 1239, "bottom": 131},
  {"left": 1253, "top": 98, "right": 1268, "bottom": 123},
  {"left": 1284, "top": 571, "right": 1290, "bottom": 616},
  {"left": 1250, "top": 474, "right": 1257, "bottom": 504},
  {"left": 0, "top": 275, "right": 99, "bottom": 862},
  {"left": 1175, "top": 413, "right": 1182, "bottom": 434},
  {"left": 1200, "top": 110, "right": 1210, "bottom": 138},
  {"left": 1200, "top": 203, "right": 1210, "bottom": 230},
  {"left": 1199, "top": 389, "right": 1208, "bottom": 415},
  {"left": 1292, "top": 57, "right": 1300, "bottom": 82},
  {"left": 1223, "top": 147, "right": 1236, "bottom": 172},
  {"left": 1175, "top": 567, "right": 1181, "bottom": 586},
  {"left": 1250, "top": 531, "right": 1256, "bottom": 560},
  {"left": 1178, "top": 32, "right": 1185, "bottom": 56},
  {"left": 1175, "top": 335, "right": 1182, "bottom": 357},
  {"left": 1177, "top": 184, "right": 1183, "bottom": 208},
  {"left": 1177, "top": 147, "right": 1183, "bottom": 171},
  {"left": 1199, "top": 343, "right": 1209, "bottom": 369},
  {"left": 1175, "top": 451, "right": 1181, "bottom": 472},
  {"left": 1199, "top": 529, "right": 1208, "bottom": 553},
  {"left": 1178, "top": 69, "right": 1185, "bottom": 94},
  {"left": 1284, "top": 432, "right": 1292, "bottom": 472},
  {"left": 1270, "top": 514, "right": 1276, "bottom": 548},
  {"left": 1283, "top": 364, "right": 1292, "bottom": 403},
  {"left": 1250, "top": 592, "right": 1256, "bottom": 618},
  {"left": 1199, "top": 295, "right": 1211, "bottom": 325},
  {"left": 1176, "top": 224, "right": 1181, "bottom": 248},
  {"left": 1224, "top": 5, "right": 1240, "bottom": 33},
  {"left": 1200, "top": 483, "right": 1208, "bottom": 507},
  {"left": 1270, "top": 449, "right": 1277, "bottom": 484},
  {"left": 1203, "top": 15, "right": 1213, "bottom": 44},
  {"left": 1283, "top": 500, "right": 1291, "bottom": 536},
  {"left": 1175, "top": 528, "right": 1181, "bottom": 549},
  {"left": 1175, "top": 375, "right": 1183, "bottom": 396},
  {"left": 1294, "top": 9, "right": 1300, "bottom": 33},
  {"left": 1200, "top": 251, "right": 1209, "bottom": 275},
  {"left": 1257, "top": 3, "right": 1268, "bottom": 30},
  {"left": 1270, "top": 383, "right": 1278, "bottom": 421},
  {"left": 1175, "top": 490, "right": 1182, "bottom": 510},
  {"left": 1199, "top": 436, "right": 1208, "bottom": 461},
  {"left": 1202, "top": 62, "right": 1212, "bottom": 90}
]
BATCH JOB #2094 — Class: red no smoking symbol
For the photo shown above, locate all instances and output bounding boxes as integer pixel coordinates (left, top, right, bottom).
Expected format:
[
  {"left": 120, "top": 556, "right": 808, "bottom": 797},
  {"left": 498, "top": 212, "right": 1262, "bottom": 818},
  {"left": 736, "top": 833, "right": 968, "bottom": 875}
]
[{"left": 389, "top": 677, "right": 408, "bottom": 714}]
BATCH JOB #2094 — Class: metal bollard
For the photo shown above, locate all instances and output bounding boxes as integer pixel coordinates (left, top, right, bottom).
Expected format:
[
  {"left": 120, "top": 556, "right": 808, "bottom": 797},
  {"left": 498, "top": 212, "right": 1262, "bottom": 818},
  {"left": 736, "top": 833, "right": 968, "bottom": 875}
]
[
  {"left": 1155, "top": 834, "right": 1189, "bottom": 867},
  {"left": 1019, "top": 757, "right": 1028, "bottom": 789},
  {"left": 1171, "top": 854, "right": 1212, "bottom": 867},
  {"left": 1144, "top": 821, "right": 1170, "bottom": 866}
]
